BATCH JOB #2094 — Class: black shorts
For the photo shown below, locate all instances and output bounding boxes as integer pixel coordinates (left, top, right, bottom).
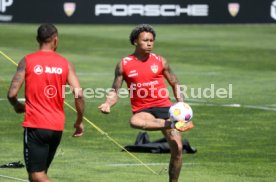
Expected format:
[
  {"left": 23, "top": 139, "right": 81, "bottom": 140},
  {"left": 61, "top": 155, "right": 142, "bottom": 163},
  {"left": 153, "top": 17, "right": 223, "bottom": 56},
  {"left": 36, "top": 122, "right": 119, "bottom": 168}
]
[
  {"left": 23, "top": 128, "right": 62, "bottom": 173},
  {"left": 136, "top": 107, "right": 170, "bottom": 119}
]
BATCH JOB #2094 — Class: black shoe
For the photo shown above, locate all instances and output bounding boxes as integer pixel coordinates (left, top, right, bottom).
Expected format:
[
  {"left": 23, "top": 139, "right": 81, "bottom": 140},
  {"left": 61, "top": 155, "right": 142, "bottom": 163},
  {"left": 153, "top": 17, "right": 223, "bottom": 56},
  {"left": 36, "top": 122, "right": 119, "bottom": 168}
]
[
  {"left": 0, "top": 161, "right": 25, "bottom": 168},
  {"left": 183, "top": 140, "right": 197, "bottom": 154}
]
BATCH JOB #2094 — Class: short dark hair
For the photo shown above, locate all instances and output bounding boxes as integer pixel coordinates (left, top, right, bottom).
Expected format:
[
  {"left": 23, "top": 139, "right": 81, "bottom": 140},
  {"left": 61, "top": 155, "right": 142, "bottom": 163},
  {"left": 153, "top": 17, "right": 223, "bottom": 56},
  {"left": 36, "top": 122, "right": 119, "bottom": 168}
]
[
  {"left": 129, "top": 24, "right": 156, "bottom": 45},
  {"left": 36, "top": 24, "right": 58, "bottom": 43}
]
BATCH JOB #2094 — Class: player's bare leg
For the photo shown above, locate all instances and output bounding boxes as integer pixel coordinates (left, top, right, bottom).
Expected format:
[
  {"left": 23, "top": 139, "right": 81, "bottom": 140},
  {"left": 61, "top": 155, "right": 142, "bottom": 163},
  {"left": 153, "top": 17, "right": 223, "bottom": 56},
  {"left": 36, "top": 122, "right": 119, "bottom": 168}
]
[
  {"left": 29, "top": 171, "right": 52, "bottom": 182},
  {"left": 162, "top": 129, "right": 183, "bottom": 182},
  {"left": 130, "top": 112, "right": 171, "bottom": 130}
]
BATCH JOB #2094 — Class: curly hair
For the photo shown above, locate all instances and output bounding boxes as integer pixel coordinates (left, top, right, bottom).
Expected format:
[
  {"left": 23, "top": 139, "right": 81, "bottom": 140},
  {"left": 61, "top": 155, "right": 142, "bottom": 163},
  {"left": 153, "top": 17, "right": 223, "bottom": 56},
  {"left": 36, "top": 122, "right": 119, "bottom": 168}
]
[
  {"left": 36, "top": 24, "right": 58, "bottom": 44},
  {"left": 129, "top": 24, "right": 156, "bottom": 45}
]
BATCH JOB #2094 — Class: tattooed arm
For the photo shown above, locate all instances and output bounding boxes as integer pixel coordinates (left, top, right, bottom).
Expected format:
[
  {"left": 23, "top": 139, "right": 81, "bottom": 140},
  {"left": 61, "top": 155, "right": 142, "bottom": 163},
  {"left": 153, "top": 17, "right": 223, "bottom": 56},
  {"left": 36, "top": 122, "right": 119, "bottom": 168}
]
[
  {"left": 7, "top": 58, "right": 26, "bottom": 113},
  {"left": 98, "top": 61, "right": 124, "bottom": 113},
  {"left": 162, "top": 57, "right": 184, "bottom": 102}
]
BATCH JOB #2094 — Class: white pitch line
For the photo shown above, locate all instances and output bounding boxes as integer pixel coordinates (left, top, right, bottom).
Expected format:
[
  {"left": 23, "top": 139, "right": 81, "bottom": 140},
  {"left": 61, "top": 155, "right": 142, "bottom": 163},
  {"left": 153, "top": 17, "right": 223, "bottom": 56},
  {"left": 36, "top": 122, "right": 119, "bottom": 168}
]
[
  {"left": 104, "top": 163, "right": 197, "bottom": 167},
  {"left": 0, "top": 98, "right": 275, "bottom": 111},
  {"left": 189, "top": 103, "right": 276, "bottom": 111},
  {"left": 242, "top": 105, "right": 276, "bottom": 111},
  {"left": 0, "top": 174, "right": 28, "bottom": 182},
  {"left": 105, "top": 163, "right": 167, "bottom": 167}
]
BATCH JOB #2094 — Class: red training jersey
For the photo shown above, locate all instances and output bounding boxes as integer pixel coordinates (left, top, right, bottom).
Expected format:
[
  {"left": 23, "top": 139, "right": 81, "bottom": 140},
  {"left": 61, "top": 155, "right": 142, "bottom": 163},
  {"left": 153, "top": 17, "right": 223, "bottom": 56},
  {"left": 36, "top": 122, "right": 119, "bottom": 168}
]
[
  {"left": 22, "top": 51, "right": 69, "bottom": 131},
  {"left": 122, "top": 53, "right": 172, "bottom": 112}
]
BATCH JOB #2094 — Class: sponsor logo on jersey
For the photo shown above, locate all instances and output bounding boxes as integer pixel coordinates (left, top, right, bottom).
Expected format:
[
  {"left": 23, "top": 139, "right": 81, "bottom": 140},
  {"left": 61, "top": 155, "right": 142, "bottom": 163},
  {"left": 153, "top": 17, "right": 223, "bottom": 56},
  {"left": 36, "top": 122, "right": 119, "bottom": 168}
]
[
  {"left": 45, "top": 66, "right": 63, "bottom": 74},
  {"left": 131, "top": 80, "right": 159, "bottom": 88},
  {"left": 228, "top": 3, "right": 240, "bottom": 17},
  {"left": 271, "top": 0, "right": 276, "bottom": 20},
  {"left": 128, "top": 70, "right": 138, "bottom": 77},
  {"left": 34, "top": 65, "right": 63, "bottom": 75},
  {"left": 151, "top": 64, "right": 158, "bottom": 74},
  {"left": 34, "top": 65, "right": 43, "bottom": 75},
  {"left": 64, "top": 2, "right": 76, "bottom": 17}
]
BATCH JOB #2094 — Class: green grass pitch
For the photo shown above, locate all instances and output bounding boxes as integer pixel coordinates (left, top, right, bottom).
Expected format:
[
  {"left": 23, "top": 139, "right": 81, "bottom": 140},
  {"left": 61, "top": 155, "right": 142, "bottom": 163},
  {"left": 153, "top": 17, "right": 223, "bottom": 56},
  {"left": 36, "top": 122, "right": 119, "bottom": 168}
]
[{"left": 0, "top": 24, "right": 276, "bottom": 182}]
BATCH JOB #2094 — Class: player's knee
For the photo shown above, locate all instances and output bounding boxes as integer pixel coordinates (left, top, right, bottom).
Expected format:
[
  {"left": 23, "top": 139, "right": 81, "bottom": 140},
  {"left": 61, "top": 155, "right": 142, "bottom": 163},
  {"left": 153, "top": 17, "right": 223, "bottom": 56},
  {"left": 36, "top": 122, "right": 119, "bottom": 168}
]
[
  {"left": 29, "top": 172, "right": 50, "bottom": 182},
  {"left": 129, "top": 118, "right": 145, "bottom": 129},
  {"left": 29, "top": 175, "right": 40, "bottom": 182},
  {"left": 29, "top": 173, "right": 38, "bottom": 182},
  {"left": 130, "top": 118, "right": 139, "bottom": 128}
]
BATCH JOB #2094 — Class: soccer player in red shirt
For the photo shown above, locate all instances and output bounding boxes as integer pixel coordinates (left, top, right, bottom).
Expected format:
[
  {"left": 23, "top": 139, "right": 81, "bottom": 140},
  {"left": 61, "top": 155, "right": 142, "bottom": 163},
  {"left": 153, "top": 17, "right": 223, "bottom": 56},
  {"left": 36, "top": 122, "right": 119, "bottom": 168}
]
[
  {"left": 99, "top": 24, "right": 193, "bottom": 182},
  {"left": 7, "top": 24, "right": 85, "bottom": 182}
]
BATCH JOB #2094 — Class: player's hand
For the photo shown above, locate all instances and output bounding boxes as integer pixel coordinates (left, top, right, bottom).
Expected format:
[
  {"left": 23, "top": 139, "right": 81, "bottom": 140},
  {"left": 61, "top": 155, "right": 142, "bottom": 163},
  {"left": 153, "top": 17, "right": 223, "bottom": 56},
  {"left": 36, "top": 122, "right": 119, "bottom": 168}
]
[
  {"left": 14, "top": 103, "right": 25, "bottom": 113},
  {"left": 98, "top": 103, "right": 111, "bottom": 114},
  {"left": 73, "top": 122, "right": 84, "bottom": 137}
]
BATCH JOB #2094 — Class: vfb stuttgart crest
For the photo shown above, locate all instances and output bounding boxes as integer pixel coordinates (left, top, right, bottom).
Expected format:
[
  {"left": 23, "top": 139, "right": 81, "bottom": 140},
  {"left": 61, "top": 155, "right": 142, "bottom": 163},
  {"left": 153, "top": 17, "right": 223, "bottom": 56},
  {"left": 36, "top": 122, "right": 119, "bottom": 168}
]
[
  {"left": 64, "top": 2, "right": 76, "bottom": 17},
  {"left": 151, "top": 64, "right": 158, "bottom": 74},
  {"left": 228, "top": 3, "right": 240, "bottom": 17}
]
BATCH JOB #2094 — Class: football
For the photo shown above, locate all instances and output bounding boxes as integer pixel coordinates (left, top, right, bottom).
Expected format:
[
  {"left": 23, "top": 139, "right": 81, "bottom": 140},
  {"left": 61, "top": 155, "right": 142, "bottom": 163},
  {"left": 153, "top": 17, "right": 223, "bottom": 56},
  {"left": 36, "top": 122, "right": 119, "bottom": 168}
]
[{"left": 169, "top": 102, "right": 193, "bottom": 122}]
